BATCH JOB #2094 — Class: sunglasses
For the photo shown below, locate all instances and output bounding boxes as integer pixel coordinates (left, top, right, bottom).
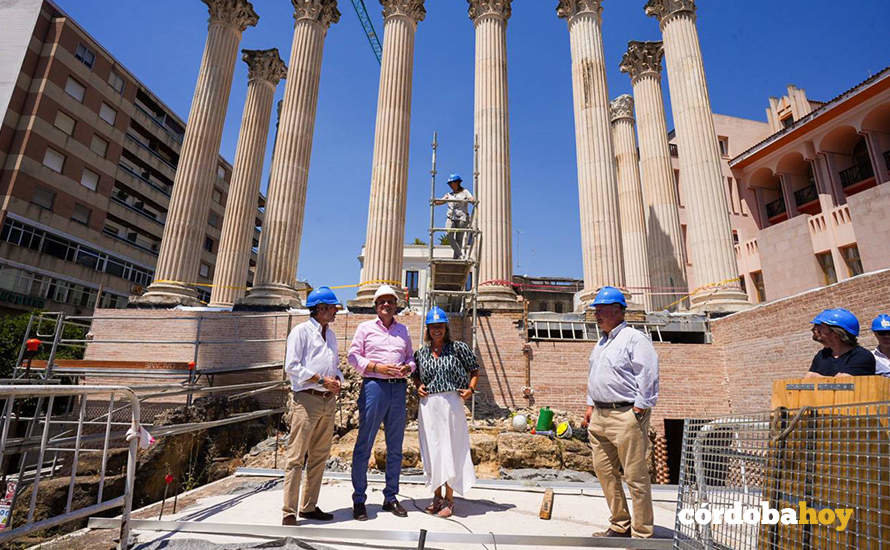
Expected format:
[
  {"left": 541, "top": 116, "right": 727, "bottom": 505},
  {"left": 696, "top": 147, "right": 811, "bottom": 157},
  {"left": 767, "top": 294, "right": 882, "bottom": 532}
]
[{"left": 376, "top": 298, "right": 397, "bottom": 305}]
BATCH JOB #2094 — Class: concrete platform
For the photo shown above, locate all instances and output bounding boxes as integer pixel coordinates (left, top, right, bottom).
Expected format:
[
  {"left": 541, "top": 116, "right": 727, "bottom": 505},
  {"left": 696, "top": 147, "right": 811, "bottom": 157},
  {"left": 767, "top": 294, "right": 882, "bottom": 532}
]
[{"left": 114, "top": 471, "right": 678, "bottom": 550}]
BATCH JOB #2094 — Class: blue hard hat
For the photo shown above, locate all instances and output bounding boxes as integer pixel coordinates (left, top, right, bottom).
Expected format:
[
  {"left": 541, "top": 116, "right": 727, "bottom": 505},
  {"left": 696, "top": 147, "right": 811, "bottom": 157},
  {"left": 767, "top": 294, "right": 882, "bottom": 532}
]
[
  {"left": 810, "top": 309, "right": 834, "bottom": 325},
  {"left": 820, "top": 308, "right": 860, "bottom": 337},
  {"left": 447, "top": 173, "right": 462, "bottom": 184},
  {"left": 306, "top": 286, "right": 339, "bottom": 308},
  {"left": 872, "top": 314, "right": 890, "bottom": 333},
  {"left": 425, "top": 306, "right": 449, "bottom": 325},
  {"left": 591, "top": 286, "right": 627, "bottom": 308}
]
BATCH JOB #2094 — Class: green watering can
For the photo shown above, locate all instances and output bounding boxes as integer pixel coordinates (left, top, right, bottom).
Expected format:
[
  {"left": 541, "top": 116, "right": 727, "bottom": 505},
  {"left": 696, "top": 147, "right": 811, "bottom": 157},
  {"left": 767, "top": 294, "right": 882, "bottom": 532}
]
[{"left": 535, "top": 407, "right": 554, "bottom": 432}]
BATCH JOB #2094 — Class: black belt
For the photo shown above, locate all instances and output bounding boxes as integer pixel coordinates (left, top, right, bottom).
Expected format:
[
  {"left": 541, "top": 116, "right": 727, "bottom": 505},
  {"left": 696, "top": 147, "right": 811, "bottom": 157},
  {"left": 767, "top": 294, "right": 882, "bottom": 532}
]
[
  {"left": 294, "top": 389, "right": 333, "bottom": 399},
  {"left": 364, "top": 377, "right": 406, "bottom": 384},
  {"left": 594, "top": 401, "right": 633, "bottom": 409}
]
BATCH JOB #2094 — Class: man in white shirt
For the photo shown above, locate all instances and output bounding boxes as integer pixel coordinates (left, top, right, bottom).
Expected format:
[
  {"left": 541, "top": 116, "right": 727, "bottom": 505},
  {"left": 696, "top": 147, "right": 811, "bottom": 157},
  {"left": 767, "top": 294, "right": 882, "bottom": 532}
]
[
  {"left": 871, "top": 314, "right": 890, "bottom": 377},
  {"left": 434, "top": 174, "right": 474, "bottom": 259},
  {"left": 582, "top": 286, "right": 659, "bottom": 539},
  {"left": 282, "top": 286, "right": 344, "bottom": 526}
]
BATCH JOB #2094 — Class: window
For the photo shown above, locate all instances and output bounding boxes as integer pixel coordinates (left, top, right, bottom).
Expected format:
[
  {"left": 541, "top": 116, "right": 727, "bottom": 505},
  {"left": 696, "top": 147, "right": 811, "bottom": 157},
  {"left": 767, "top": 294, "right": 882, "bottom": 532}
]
[
  {"left": 405, "top": 270, "right": 419, "bottom": 298},
  {"left": 554, "top": 302, "right": 564, "bottom": 314},
  {"left": 53, "top": 111, "right": 76, "bottom": 135},
  {"left": 64, "top": 77, "right": 85, "bottom": 102},
  {"left": 99, "top": 103, "right": 116, "bottom": 126},
  {"left": 816, "top": 252, "right": 838, "bottom": 286},
  {"left": 42, "top": 147, "right": 65, "bottom": 172},
  {"left": 738, "top": 275, "right": 747, "bottom": 296},
  {"left": 841, "top": 246, "right": 863, "bottom": 277},
  {"left": 732, "top": 230, "right": 739, "bottom": 245},
  {"left": 72, "top": 204, "right": 91, "bottom": 225},
  {"left": 80, "top": 168, "right": 99, "bottom": 191},
  {"left": 204, "top": 236, "right": 214, "bottom": 253},
  {"left": 108, "top": 70, "right": 124, "bottom": 94},
  {"left": 90, "top": 135, "right": 108, "bottom": 157},
  {"left": 207, "top": 211, "right": 220, "bottom": 228},
  {"left": 31, "top": 186, "right": 55, "bottom": 210},
  {"left": 781, "top": 116, "right": 794, "bottom": 129},
  {"left": 718, "top": 137, "right": 729, "bottom": 157},
  {"left": 199, "top": 263, "right": 210, "bottom": 278},
  {"left": 212, "top": 189, "right": 223, "bottom": 205},
  {"left": 217, "top": 166, "right": 226, "bottom": 180},
  {"left": 750, "top": 271, "right": 766, "bottom": 303},
  {"left": 74, "top": 44, "right": 95, "bottom": 68}
]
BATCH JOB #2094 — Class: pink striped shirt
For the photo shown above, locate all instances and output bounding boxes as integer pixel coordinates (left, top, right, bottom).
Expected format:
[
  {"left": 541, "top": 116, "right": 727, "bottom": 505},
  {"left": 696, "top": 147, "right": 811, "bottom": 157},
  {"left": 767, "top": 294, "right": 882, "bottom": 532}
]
[{"left": 347, "top": 318, "right": 416, "bottom": 378}]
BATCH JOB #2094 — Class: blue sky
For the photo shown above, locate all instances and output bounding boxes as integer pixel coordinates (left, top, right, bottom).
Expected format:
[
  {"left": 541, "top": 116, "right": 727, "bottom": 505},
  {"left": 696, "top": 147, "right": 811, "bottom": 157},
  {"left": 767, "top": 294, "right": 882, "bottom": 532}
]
[{"left": 58, "top": 1, "right": 890, "bottom": 301}]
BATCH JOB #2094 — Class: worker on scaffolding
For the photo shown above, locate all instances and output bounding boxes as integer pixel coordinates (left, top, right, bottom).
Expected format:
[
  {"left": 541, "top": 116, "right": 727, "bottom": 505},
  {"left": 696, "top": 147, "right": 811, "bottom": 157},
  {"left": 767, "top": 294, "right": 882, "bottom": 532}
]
[
  {"left": 582, "top": 286, "right": 659, "bottom": 540},
  {"left": 806, "top": 308, "right": 875, "bottom": 377},
  {"left": 870, "top": 314, "right": 890, "bottom": 376},
  {"left": 281, "top": 286, "right": 344, "bottom": 526},
  {"left": 434, "top": 173, "right": 474, "bottom": 259}
]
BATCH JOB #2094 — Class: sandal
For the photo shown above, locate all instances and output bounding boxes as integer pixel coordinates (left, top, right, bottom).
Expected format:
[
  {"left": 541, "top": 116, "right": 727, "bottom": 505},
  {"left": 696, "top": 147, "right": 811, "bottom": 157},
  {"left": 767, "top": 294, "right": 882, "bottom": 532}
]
[
  {"left": 425, "top": 495, "right": 443, "bottom": 515},
  {"left": 437, "top": 500, "right": 454, "bottom": 518}
]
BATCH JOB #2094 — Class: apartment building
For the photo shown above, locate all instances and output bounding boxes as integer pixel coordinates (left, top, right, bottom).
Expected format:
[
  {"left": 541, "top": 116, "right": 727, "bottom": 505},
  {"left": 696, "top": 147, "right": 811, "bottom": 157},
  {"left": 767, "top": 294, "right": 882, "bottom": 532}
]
[
  {"left": 669, "top": 69, "right": 890, "bottom": 305},
  {"left": 0, "top": 0, "right": 263, "bottom": 315}
]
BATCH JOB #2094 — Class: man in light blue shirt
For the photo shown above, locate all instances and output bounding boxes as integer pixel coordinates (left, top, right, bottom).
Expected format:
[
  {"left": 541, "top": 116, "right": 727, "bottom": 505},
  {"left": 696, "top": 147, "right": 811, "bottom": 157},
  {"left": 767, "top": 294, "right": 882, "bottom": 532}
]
[{"left": 582, "top": 286, "right": 659, "bottom": 539}]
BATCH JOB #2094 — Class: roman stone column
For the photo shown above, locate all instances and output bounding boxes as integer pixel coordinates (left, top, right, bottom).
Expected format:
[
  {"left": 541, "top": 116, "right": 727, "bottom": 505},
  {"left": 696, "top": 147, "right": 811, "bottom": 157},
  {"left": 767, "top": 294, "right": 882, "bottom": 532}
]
[
  {"left": 620, "top": 40, "right": 687, "bottom": 310},
  {"left": 209, "top": 49, "right": 286, "bottom": 307},
  {"left": 240, "top": 1, "right": 340, "bottom": 309},
  {"left": 610, "top": 95, "right": 651, "bottom": 311},
  {"left": 645, "top": 0, "right": 748, "bottom": 311},
  {"left": 557, "top": 0, "right": 625, "bottom": 306},
  {"left": 470, "top": 0, "right": 519, "bottom": 308},
  {"left": 350, "top": 0, "right": 426, "bottom": 309},
  {"left": 134, "top": 0, "right": 258, "bottom": 307}
]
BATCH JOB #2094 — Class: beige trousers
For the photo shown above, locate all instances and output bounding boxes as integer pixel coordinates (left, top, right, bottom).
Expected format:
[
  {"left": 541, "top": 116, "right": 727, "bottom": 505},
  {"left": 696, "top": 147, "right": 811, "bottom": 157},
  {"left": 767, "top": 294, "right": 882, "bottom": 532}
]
[
  {"left": 282, "top": 391, "right": 336, "bottom": 516},
  {"left": 587, "top": 406, "right": 654, "bottom": 538}
]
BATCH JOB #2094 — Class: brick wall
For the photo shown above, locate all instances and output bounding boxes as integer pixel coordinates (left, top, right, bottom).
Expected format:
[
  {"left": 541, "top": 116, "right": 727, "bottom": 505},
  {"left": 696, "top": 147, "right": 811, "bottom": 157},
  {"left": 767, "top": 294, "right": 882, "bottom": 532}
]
[{"left": 84, "top": 269, "right": 890, "bottom": 433}]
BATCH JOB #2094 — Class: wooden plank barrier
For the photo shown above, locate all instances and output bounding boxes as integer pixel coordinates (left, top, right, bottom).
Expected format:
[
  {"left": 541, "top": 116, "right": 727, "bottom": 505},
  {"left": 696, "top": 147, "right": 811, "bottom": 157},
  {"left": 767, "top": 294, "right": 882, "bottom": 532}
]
[{"left": 762, "top": 376, "right": 890, "bottom": 550}]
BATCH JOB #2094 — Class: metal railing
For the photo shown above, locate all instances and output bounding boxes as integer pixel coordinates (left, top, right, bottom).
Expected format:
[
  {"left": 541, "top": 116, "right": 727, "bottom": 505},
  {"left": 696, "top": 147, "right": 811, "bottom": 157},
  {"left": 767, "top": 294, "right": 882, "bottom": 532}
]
[
  {"left": 839, "top": 163, "right": 874, "bottom": 188},
  {"left": 675, "top": 402, "right": 890, "bottom": 549},
  {"left": 527, "top": 319, "right": 664, "bottom": 343},
  {"left": 765, "top": 197, "right": 786, "bottom": 218},
  {"left": 792, "top": 184, "right": 818, "bottom": 207},
  {"left": 0, "top": 385, "right": 140, "bottom": 549}
]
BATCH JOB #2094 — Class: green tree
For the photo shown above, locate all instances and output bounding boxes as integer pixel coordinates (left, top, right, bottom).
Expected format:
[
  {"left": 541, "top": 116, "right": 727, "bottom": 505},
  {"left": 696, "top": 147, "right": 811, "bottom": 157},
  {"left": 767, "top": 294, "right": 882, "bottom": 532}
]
[
  {"left": 411, "top": 237, "right": 427, "bottom": 245},
  {"left": 438, "top": 235, "right": 450, "bottom": 246}
]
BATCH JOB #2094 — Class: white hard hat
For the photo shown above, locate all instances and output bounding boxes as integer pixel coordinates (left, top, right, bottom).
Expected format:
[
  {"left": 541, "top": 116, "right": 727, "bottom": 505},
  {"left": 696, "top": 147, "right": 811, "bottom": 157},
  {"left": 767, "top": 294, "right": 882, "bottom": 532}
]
[{"left": 373, "top": 284, "right": 399, "bottom": 302}]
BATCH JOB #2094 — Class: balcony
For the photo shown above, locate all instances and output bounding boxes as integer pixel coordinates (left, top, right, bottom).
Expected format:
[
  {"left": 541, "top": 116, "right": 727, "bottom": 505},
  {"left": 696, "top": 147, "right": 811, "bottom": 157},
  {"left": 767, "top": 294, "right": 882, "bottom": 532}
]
[
  {"left": 839, "top": 163, "right": 874, "bottom": 188},
  {"left": 133, "top": 103, "right": 184, "bottom": 144},
  {"left": 110, "top": 196, "right": 164, "bottom": 226},
  {"left": 118, "top": 163, "right": 171, "bottom": 197},
  {"left": 765, "top": 197, "right": 786, "bottom": 218},
  {"left": 102, "top": 227, "right": 159, "bottom": 257},
  {"left": 793, "top": 184, "right": 818, "bottom": 207},
  {"left": 125, "top": 133, "right": 178, "bottom": 172}
]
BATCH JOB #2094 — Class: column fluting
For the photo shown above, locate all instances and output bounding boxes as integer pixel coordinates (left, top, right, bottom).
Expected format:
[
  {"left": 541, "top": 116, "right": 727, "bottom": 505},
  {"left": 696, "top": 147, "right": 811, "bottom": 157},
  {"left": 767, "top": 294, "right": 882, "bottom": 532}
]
[
  {"left": 241, "top": 1, "right": 340, "bottom": 309},
  {"left": 210, "top": 49, "right": 286, "bottom": 307},
  {"left": 610, "top": 95, "right": 651, "bottom": 311},
  {"left": 134, "top": 0, "right": 258, "bottom": 307},
  {"left": 470, "top": 0, "right": 518, "bottom": 308},
  {"left": 351, "top": 0, "right": 426, "bottom": 308},
  {"left": 645, "top": 0, "right": 748, "bottom": 311},
  {"left": 557, "top": 0, "right": 625, "bottom": 306},
  {"left": 620, "top": 40, "right": 687, "bottom": 310}
]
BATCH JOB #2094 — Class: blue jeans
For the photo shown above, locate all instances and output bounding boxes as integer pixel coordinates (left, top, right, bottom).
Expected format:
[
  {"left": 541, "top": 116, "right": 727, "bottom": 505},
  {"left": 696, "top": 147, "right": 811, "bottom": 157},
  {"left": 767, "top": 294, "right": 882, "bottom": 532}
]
[{"left": 351, "top": 378, "right": 407, "bottom": 504}]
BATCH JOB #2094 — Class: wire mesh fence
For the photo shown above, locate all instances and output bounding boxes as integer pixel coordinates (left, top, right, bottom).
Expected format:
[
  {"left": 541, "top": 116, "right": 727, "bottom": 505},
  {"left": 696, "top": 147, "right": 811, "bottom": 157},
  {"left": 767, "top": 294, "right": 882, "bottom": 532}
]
[{"left": 674, "top": 402, "right": 890, "bottom": 550}]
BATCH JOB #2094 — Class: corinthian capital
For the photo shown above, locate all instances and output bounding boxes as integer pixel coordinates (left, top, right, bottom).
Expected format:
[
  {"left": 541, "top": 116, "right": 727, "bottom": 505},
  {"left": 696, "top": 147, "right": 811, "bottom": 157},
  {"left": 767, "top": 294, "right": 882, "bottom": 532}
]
[
  {"left": 242, "top": 49, "right": 288, "bottom": 85},
  {"left": 468, "top": 0, "right": 512, "bottom": 22},
  {"left": 556, "top": 0, "right": 602, "bottom": 21},
  {"left": 202, "top": 0, "right": 259, "bottom": 32},
  {"left": 610, "top": 95, "right": 635, "bottom": 123},
  {"left": 644, "top": 0, "right": 696, "bottom": 26},
  {"left": 381, "top": 0, "right": 426, "bottom": 23},
  {"left": 292, "top": 0, "right": 341, "bottom": 28},
  {"left": 619, "top": 41, "right": 664, "bottom": 83}
]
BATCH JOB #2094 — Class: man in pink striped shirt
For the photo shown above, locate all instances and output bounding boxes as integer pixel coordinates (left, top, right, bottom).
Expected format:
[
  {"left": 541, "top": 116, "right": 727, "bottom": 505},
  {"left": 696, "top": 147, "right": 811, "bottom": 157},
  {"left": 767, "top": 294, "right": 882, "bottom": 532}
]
[{"left": 348, "top": 285, "right": 416, "bottom": 520}]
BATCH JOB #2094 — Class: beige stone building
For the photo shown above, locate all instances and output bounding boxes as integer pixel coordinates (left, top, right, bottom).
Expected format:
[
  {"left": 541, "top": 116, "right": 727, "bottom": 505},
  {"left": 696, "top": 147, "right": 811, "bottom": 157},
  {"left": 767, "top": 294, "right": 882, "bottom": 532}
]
[
  {"left": 668, "top": 69, "right": 890, "bottom": 305},
  {"left": 0, "top": 0, "right": 263, "bottom": 314}
]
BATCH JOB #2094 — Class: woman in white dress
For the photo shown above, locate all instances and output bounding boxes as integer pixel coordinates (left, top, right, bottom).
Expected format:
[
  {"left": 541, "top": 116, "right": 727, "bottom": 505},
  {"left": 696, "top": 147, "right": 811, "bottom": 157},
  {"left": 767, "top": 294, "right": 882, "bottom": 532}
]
[{"left": 412, "top": 306, "right": 478, "bottom": 517}]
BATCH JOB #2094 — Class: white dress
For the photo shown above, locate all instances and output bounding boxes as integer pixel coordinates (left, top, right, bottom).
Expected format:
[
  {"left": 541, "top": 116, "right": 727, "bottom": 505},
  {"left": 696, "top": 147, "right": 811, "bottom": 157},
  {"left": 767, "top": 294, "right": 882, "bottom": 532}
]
[{"left": 417, "top": 391, "right": 477, "bottom": 495}]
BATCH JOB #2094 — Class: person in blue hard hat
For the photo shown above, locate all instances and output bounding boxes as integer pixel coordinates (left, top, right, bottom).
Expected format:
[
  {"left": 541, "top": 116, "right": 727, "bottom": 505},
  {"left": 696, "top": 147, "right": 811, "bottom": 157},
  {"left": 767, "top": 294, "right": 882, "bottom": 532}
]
[
  {"left": 412, "top": 306, "right": 478, "bottom": 518},
  {"left": 870, "top": 314, "right": 890, "bottom": 377},
  {"left": 581, "top": 286, "right": 658, "bottom": 539},
  {"left": 281, "top": 286, "right": 344, "bottom": 526},
  {"left": 433, "top": 173, "right": 474, "bottom": 259},
  {"left": 806, "top": 308, "right": 875, "bottom": 377}
]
